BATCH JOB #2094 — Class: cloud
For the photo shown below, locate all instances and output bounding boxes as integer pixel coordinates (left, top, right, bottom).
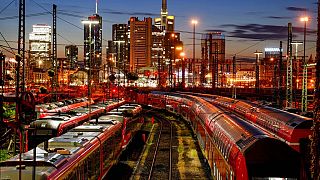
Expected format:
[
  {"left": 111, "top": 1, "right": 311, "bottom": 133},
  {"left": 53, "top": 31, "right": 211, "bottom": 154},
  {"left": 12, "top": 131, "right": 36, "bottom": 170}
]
[
  {"left": 100, "top": 9, "right": 159, "bottom": 17},
  {"left": 265, "top": 16, "right": 290, "bottom": 20},
  {"left": 204, "top": 29, "right": 227, "bottom": 33},
  {"left": 221, "top": 24, "right": 290, "bottom": 40},
  {"left": 286, "top": 7, "right": 308, "bottom": 12},
  {"left": 220, "top": 23, "right": 316, "bottom": 41}
]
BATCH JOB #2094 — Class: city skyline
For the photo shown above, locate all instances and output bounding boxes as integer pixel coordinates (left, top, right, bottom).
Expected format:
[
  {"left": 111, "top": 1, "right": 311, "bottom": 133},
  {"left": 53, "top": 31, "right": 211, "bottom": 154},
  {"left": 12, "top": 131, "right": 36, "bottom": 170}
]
[{"left": 0, "top": 0, "right": 317, "bottom": 59}]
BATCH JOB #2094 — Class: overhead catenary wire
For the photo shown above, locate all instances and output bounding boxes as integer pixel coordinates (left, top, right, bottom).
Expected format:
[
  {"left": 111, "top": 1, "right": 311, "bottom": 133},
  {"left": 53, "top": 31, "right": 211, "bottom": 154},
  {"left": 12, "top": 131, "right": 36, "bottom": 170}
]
[
  {"left": 0, "top": 0, "right": 15, "bottom": 15},
  {"left": 0, "top": 32, "right": 15, "bottom": 55},
  {"left": 0, "top": 12, "right": 50, "bottom": 21}
]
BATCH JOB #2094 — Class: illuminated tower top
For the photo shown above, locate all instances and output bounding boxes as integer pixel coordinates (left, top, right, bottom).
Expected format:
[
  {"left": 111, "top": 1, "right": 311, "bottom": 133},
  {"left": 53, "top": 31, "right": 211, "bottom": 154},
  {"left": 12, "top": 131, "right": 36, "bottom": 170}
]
[
  {"left": 96, "top": 0, "right": 98, "bottom": 14},
  {"left": 162, "top": 0, "right": 167, "bottom": 13},
  {"left": 155, "top": 0, "right": 174, "bottom": 32}
]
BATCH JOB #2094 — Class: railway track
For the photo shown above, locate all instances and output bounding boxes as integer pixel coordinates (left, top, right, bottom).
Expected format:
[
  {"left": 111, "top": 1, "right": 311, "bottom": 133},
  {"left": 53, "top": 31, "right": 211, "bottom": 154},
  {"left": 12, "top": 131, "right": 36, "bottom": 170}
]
[
  {"left": 132, "top": 111, "right": 173, "bottom": 180},
  {"left": 130, "top": 109, "right": 212, "bottom": 180}
]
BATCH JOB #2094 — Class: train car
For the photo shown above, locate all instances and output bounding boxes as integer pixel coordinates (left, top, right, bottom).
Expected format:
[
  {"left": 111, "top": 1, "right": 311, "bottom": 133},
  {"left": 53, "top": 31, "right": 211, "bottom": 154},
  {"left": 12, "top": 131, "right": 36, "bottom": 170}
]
[
  {"left": 142, "top": 92, "right": 302, "bottom": 179},
  {"left": 202, "top": 94, "right": 313, "bottom": 152},
  {"left": 28, "top": 100, "right": 126, "bottom": 148},
  {"left": 36, "top": 98, "right": 94, "bottom": 118},
  {"left": 107, "top": 103, "right": 142, "bottom": 118},
  {"left": 103, "top": 104, "right": 143, "bottom": 148},
  {"left": 89, "top": 113, "right": 143, "bottom": 149},
  {"left": 0, "top": 122, "right": 123, "bottom": 179}
]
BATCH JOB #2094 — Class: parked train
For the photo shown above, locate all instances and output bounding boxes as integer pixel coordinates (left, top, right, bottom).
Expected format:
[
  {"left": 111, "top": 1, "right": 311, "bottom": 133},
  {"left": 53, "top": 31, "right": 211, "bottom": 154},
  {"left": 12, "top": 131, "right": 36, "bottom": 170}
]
[
  {"left": 136, "top": 91, "right": 302, "bottom": 179},
  {"left": 36, "top": 97, "right": 94, "bottom": 118},
  {"left": 180, "top": 92, "right": 313, "bottom": 152},
  {"left": 29, "top": 100, "right": 126, "bottom": 148},
  {"left": 0, "top": 103, "right": 143, "bottom": 179}
]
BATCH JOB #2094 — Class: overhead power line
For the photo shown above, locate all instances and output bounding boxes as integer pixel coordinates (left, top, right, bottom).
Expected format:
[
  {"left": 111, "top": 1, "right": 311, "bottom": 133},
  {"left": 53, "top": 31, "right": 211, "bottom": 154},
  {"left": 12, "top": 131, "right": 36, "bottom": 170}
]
[
  {"left": 0, "top": 12, "right": 50, "bottom": 21},
  {"left": 0, "top": 31, "right": 15, "bottom": 54},
  {"left": 0, "top": 0, "right": 15, "bottom": 15}
]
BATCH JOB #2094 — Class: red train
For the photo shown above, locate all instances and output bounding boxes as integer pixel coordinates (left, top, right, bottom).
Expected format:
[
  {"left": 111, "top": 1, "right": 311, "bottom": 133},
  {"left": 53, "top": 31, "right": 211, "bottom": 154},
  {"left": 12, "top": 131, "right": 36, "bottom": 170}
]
[
  {"left": 136, "top": 91, "right": 302, "bottom": 179},
  {"left": 0, "top": 103, "right": 143, "bottom": 179},
  {"left": 187, "top": 93, "right": 313, "bottom": 152},
  {"left": 29, "top": 100, "right": 126, "bottom": 148},
  {"left": 36, "top": 97, "right": 94, "bottom": 118}
]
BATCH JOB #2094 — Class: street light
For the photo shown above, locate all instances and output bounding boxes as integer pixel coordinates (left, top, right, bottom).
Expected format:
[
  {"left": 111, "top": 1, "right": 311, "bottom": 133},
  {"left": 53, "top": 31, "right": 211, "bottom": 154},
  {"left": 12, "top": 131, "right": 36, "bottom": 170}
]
[
  {"left": 254, "top": 50, "right": 263, "bottom": 93},
  {"left": 191, "top": 19, "right": 198, "bottom": 87},
  {"left": 300, "top": 16, "right": 308, "bottom": 112},
  {"left": 81, "top": 19, "right": 99, "bottom": 114}
]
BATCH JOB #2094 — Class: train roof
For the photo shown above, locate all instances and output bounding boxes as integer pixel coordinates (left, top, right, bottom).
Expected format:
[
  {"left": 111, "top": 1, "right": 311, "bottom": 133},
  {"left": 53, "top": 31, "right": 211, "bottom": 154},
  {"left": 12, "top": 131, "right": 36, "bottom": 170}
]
[
  {"left": 245, "top": 101, "right": 313, "bottom": 128},
  {"left": 69, "top": 125, "right": 106, "bottom": 132},
  {"left": 30, "top": 119, "right": 62, "bottom": 129},
  {"left": 92, "top": 114, "right": 124, "bottom": 124},
  {"left": 38, "top": 115, "right": 72, "bottom": 121},
  {"left": 71, "top": 106, "right": 101, "bottom": 113},
  {"left": 106, "top": 111, "right": 123, "bottom": 115},
  {"left": 0, "top": 147, "right": 67, "bottom": 168},
  {"left": 89, "top": 119, "right": 119, "bottom": 125}
]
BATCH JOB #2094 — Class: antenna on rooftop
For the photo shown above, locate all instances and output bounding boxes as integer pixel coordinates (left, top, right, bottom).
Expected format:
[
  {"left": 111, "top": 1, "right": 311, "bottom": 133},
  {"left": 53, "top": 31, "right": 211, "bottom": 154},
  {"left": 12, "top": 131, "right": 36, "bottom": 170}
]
[{"left": 95, "top": 0, "right": 98, "bottom": 14}]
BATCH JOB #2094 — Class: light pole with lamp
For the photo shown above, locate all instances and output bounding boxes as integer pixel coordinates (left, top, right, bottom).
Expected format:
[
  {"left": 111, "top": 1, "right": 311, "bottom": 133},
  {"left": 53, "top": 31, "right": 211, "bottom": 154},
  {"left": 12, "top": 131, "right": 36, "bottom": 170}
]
[
  {"left": 191, "top": 19, "right": 198, "bottom": 87},
  {"left": 301, "top": 16, "right": 309, "bottom": 112},
  {"left": 254, "top": 50, "right": 263, "bottom": 94},
  {"left": 82, "top": 20, "right": 99, "bottom": 114}
]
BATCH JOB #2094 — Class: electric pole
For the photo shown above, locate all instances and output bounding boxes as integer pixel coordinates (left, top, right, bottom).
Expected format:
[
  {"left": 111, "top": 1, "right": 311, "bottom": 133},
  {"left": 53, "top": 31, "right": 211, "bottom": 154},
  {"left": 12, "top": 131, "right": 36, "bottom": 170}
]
[{"left": 310, "top": 0, "right": 320, "bottom": 178}]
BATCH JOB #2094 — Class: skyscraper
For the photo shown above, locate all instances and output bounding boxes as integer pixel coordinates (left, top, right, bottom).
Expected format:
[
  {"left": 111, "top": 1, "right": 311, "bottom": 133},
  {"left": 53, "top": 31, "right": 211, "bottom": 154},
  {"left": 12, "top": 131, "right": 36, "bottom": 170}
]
[
  {"left": 29, "top": 24, "right": 52, "bottom": 70},
  {"left": 129, "top": 17, "right": 152, "bottom": 72},
  {"left": 83, "top": 14, "right": 102, "bottom": 82},
  {"left": 154, "top": 0, "right": 175, "bottom": 32},
  {"left": 112, "top": 24, "right": 129, "bottom": 72},
  {"left": 29, "top": 24, "right": 51, "bottom": 84},
  {"left": 65, "top": 45, "right": 78, "bottom": 69}
]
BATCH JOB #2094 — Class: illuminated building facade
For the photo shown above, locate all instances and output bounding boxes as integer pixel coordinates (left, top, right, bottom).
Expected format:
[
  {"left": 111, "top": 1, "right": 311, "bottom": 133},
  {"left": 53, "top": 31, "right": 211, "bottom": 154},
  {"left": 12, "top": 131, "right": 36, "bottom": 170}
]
[
  {"left": 129, "top": 17, "right": 152, "bottom": 72},
  {"left": 65, "top": 45, "right": 78, "bottom": 70},
  {"left": 112, "top": 24, "right": 129, "bottom": 72},
  {"left": 28, "top": 24, "right": 51, "bottom": 84},
  {"left": 84, "top": 14, "right": 102, "bottom": 82}
]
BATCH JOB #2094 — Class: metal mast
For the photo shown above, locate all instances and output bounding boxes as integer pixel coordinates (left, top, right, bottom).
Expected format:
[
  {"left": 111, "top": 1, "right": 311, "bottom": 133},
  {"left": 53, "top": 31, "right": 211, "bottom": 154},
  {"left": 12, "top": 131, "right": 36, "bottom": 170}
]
[
  {"left": 278, "top": 41, "right": 283, "bottom": 108},
  {"left": 286, "top": 23, "right": 293, "bottom": 108},
  {"left": 17, "top": 0, "right": 25, "bottom": 94},
  {"left": 301, "top": 18, "right": 308, "bottom": 112},
  {"left": 232, "top": 55, "right": 236, "bottom": 99},
  {"left": 310, "top": 0, "right": 320, "bottom": 178},
  {"left": 52, "top": 4, "right": 57, "bottom": 101}
]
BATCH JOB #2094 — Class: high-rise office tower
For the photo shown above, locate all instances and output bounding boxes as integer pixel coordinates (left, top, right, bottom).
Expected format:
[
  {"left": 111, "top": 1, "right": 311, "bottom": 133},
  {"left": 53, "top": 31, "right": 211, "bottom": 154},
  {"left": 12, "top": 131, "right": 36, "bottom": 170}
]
[
  {"left": 84, "top": 14, "right": 102, "bottom": 82},
  {"left": 112, "top": 24, "right": 129, "bottom": 72},
  {"left": 29, "top": 24, "right": 52, "bottom": 84},
  {"left": 29, "top": 24, "right": 52, "bottom": 70},
  {"left": 154, "top": 0, "right": 175, "bottom": 32},
  {"left": 129, "top": 17, "right": 152, "bottom": 72},
  {"left": 65, "top": 45, "right": 78, "bottom": 69},
  {"left": 151, "top": 26, "right": 165, "bottom": 68}
]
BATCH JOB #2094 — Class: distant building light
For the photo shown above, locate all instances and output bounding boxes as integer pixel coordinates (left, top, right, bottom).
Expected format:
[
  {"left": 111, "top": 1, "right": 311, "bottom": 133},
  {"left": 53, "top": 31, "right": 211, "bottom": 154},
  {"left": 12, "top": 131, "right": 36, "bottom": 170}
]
[{"left": 264, "top": 48, "right": 282, "bottom": 52}]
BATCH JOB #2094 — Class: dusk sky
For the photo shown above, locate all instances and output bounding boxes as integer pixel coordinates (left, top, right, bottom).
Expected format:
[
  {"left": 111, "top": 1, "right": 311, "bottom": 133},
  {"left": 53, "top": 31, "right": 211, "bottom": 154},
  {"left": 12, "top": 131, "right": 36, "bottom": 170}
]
[{"left": 0, "top": 0, "right": 317, "bottom": 60}]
